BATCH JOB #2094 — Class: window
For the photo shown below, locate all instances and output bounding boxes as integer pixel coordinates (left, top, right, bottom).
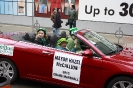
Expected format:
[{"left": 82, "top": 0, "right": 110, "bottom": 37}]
[
  {"left": 13, "top": 2, "right": 18, "bottom": 15},
  {"left": 26, "top": 0, "right": 32, "bottom": 2},
  {"left": 0, "top": 0, "right": 79, "bottom": 19},
  {"left": 0, "top": 0, "right": 34, "bottom": 16},
  {"left": 40, "top": 0, "right": 47, "bottom": 14},
  {"left": 26, "top": 2, "right": 34, "bottom": 16},
  {"left": 5, "top": 1, "right": 13, "bottom": 14},
  {"left": 64, "top": 0, "right": 75, "bottom": 15},
  {"left": 18, "top": 0, "right": 26, "bottom": 15},
  {"left": 0, "top": 1, "right": 5, "bottom": 14},
  {"left": 5, "top": 0, "right": 12, "bottom": 1},
  {"left": 83, "top": 30, "right": 118, "bottom": 55}
]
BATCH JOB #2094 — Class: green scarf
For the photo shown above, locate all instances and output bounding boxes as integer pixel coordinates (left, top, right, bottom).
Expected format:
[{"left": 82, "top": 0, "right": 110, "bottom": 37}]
[{"left": 41, "top": 38, "right": 46, "bottom": 45}]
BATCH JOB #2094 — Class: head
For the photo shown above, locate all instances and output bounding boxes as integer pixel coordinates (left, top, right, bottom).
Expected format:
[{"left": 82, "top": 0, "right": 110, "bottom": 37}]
[
  {"left": 68, "top": 27, "right": 78, "bottom": 39},
  {"left": 36, "top": 28, "right": 46, "bottom": 39},
  {"left": 57, "top": 38, "right": 68, "bottom": 48},
  {"left": 57, "top": 8, "right": 61, "bottom": 13},
  {"left": 71, "top": 34, "right": 76, "bottom": 40},
  {"left": 53, "top": 8, "right": 56, "bottom": 13},
  {"left": 71, "top": 5, "right": 75, "bottom": 10}
]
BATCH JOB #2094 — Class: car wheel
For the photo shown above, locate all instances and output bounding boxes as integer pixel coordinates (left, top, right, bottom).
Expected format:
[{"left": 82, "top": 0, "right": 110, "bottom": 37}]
[
  {"left": 0, "top": 58, "right": 18, "bottom": 83},
  {"left": 107, "top": 76, "right": 133, "bottom": 88}
]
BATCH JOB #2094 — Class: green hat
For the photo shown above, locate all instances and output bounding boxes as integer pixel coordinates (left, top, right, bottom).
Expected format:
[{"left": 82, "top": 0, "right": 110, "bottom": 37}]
[
  {"left": 57, "top": 38, "right": 68, "bottom": 45},
  {"left": 37, "top": 28, "right": 46, "bottom": 35},
  {"left": 68, "top": 27, "right": 78, "bottom": 35}
]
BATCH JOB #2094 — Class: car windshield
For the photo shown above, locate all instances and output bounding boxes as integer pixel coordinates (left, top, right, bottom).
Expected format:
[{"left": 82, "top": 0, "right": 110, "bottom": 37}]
[{"left": 83, "top": 30, "right": 118, "bottom": 55}]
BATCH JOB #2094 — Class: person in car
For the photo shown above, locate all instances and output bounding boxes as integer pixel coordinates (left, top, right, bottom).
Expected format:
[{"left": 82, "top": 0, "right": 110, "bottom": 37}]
[
  {"left": 56, "top": 38, "right": 77, "bottom": 52},
  {"left": 35, "top": 28, "right": 49, "bottom": 46},
  {"left": 67, "top": 27, "right": 82, "bottom": 53}
]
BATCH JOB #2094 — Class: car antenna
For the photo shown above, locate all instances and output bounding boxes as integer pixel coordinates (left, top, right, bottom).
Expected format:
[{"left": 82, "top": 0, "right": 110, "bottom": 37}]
[{"left": 115, "top": 27, "right": 123, "bottom": 52}]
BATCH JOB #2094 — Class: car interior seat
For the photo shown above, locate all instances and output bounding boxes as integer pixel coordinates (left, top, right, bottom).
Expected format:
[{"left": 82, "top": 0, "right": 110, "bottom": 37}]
[
  {"left": 23, "top": 33, "right": 30, "bottom": 40},
  {"left": 29, "top": 33, "right": 36, "bottom": 42},
  {"left": 22, "top": 32, "right": 36, "bottom": 43},
  {"left": 45, "top": 34, "right": 51, "bottom": 47},
  {"left": 50, "top": 34, "right": 59, "bottom": 48},
  {"left": 59, "top": 31, "right": 67, "bottom": 39},
  {"left": 58, "top": 31, "right": 68, "bottom": 39}
]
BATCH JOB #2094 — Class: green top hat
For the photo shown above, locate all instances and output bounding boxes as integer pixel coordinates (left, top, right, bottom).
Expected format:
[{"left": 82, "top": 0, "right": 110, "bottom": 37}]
[
  {"left": 57, "top": 38, "right": 68, "bottom": 45},
  {"left": 68, "top": 27, "right": 78, "bottom": 35},
  {"left": 37, "top": 28, "right": 46, "bottom": 35}
]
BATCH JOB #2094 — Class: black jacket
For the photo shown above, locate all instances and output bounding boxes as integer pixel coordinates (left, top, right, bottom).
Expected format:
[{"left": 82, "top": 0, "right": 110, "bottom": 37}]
[
  {"left": 53, "top": 12, "right": 62, "bottom": 28},
  {"left": 34, "top": 37, "right": 50, "bottom": 46}
]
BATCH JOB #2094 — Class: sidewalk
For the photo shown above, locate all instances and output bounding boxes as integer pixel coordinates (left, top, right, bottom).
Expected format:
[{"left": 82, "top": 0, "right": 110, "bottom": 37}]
[{"left": 0, "top": 23, "right": 133, "bottom": 48}]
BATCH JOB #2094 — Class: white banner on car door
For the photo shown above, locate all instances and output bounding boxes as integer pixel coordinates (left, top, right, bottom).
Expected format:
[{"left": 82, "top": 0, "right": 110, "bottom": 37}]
[
  {"left": 78, "top": 0, "right": 133, "bottom": 24},
  {"left": 0, "top": 44, "right": 14, "bottom": 56},
  {"left": 52, "top": 52, "right": 83, "bottom": 84}
]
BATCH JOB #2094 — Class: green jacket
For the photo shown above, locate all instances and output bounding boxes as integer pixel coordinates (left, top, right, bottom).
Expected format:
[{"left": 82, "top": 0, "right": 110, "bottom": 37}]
[
  {"left": 67, "top": 37, "right": 82, "bottom": 52},
  {"left": 56, "top": 46, "right": 76, "bottom": 52},
  {"left": 68, "top": 10, "right": 77, "bottom": 21}
]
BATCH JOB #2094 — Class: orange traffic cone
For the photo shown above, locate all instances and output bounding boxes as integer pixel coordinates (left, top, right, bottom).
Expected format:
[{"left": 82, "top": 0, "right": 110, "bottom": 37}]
[{"left": 0, "top": 76, "right": 10, "bottom": 88}]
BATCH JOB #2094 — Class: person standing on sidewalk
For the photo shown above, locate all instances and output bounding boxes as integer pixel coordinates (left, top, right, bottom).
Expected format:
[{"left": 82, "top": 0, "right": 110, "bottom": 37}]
[
  {"left": 53, "top": 8, "right": 63, "bottom": 36},
  {"left": 50, "top": 8, "right": 56, "bottom": 23},
  {"left": 68, "top": 5, "right": 77, "bottom": 28},
  {"left": 50, "top": 8, "right": 56, "bottom": 33}
]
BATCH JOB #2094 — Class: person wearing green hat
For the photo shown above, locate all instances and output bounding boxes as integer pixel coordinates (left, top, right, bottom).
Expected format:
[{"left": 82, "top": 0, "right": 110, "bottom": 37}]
[
  {"left": 67, "top": 27, "right": 82, "bottom": 53},
  {"left": 34, "top": 28, "right": 49, "bottom": 46},
  {"left": 56, "top": 38, "right": 77, "bottom": 52}
]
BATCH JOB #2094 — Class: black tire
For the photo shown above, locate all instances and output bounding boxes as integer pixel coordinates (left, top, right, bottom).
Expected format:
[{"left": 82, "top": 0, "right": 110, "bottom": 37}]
[
  {"left": 0, "top": 76, "right": 10, "bottom": 87},
  {"left": 0, "top": 58, "right": 18, "bottom": 84},
  {"left": 107, "top": 76, "right": 133, "bottom": 88}
]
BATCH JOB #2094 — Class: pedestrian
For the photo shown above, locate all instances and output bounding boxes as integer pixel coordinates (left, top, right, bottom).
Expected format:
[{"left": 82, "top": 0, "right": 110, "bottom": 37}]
[
  {"left": 50, "top": 8, "right": 56, "bottom": 23},
  {"left": 68, "top": 4, "right": 77, "bottom": 28},
  {"left": 53, "top": 8, "right": 63, "bottom": 36},
  {"left": 64, "top": 0, "right": 75, "bottom": 15},
  {"left": 50, "top": 8, "right": 56, "bottom": 33}
]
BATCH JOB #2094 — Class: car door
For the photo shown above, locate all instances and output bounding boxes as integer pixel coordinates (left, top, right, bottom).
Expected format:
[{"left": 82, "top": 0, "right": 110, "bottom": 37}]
[
  {"left": 38, "top": 46, "right": 102, "bottom": 88},
  {"left": 80, "top": 54, "right": 103, "bottom": 88},
  {"left": 77, "top": 40, "right": 103, "bottom": 88},
  {"left": 38, "top": 46, "right": 85, "bottom": 86},
  {"left": 38, "top": 46, "right": 55, "bottom": 79},
  {"left": 13, "top": 41, "right": 42, "bottom": 78}
]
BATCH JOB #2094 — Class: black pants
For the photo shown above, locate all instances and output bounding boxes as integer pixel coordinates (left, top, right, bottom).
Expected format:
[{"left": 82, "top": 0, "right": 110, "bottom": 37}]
[{"left": 69, "top": 20, "right": 76, "bottom": 28}]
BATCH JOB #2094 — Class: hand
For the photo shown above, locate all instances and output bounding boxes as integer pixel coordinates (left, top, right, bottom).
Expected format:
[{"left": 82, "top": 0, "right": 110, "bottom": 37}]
[
  {"left": 74, "top": 45, "right": 77, "bottom": 48},
  {"left": 74, "top": 38, "right": 78, "bottom": 44},
  {"left": 74, "top": 39, "right": 78, "bottom": 48}
]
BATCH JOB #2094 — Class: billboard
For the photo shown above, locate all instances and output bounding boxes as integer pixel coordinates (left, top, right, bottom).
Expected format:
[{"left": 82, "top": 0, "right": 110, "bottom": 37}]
[{"left": 78, "top": 0, "right": 133, "bottom": 24}]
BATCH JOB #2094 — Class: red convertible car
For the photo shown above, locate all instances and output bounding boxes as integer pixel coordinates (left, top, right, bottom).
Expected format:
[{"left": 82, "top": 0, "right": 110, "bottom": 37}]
[{"left": 0, "top": 29, "right": 133, "bottom": 88}]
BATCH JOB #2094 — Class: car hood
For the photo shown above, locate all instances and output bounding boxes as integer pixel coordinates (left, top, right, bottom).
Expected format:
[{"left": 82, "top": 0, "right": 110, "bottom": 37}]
[{"left": 111, "top": 47, "right": 133, "bottom": 63}]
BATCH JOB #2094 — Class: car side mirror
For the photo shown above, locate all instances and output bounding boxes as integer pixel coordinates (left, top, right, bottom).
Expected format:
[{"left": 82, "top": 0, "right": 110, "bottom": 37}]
[{"left": 81, "top": 49, "right": 93, "bottom": 57}]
